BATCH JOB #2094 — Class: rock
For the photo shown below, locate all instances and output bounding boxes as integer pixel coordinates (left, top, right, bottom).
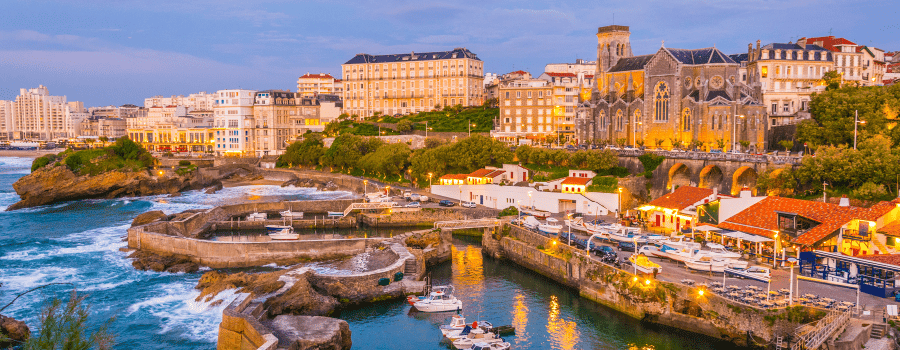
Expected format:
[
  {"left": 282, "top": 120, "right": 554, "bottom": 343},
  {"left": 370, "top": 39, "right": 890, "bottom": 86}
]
[
  {"left": 195, "top": 270, "right": 287, "bottom": 303},
  {"left": 264, "top": 274, "right": 338, "bottom": 318},
  {"left": 128, "top": 250, "right": 197, "bottom": 273},
  {"left": 269, "top": 315, "right": 351, "bottom": 350},
  {"left": 131, "top": 210, "right": 168, "bottom": 227},
  {"left": 166, "top": 262, "right": 199, "bottom": 273},
  {"left": 0, "top": 314, "right": 30, "bottom": 347},
  {"left": 169, "top": 192, "right": 182, "bottom": 197},
  {"left": 205, "top": 183, "right": 223, "bottom": 194}
]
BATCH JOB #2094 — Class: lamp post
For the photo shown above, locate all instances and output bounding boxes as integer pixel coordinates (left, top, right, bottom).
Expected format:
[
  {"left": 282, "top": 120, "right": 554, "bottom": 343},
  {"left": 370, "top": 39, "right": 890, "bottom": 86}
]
[
  {"left": 425, "top": 121, "right": 428, "bottom": 138},
  {"left": 428, "top": 172, "right": 433, "bottom": 187},
  {"left": 632, "top": 121, "right": 642, "bottom": 148},
  {"left": 854, "top": 110, "right": 865, "bottom": 150},
  {"left": 363, "top": 180, "right": 368, "bottom": 197},
  {"left": 528, "top": 191, "right": 533, "bottom": 210},
  {"left": 732, "top": 114, "right": 745, "bottom": 152},
  {"left": 617, "top": 187, "right": 623, "bottom": 219},
  {"left": 458, "top": 184, "right": 462, "bottom": 205}
]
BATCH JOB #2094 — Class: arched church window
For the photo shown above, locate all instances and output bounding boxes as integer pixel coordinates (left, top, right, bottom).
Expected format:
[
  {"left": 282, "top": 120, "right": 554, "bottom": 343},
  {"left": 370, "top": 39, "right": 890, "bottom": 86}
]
[
  {"left": 654, "top": 82, "right": 669, "bottom": 122},
  {"left": 682, "top": 108, "right": 691, "bottom": 132},
  {"left": 599, "top": 110, "right": 606, "bottom": 130},
  {"left": 616, "top": 109, "right": 623, "bottom": 131}
]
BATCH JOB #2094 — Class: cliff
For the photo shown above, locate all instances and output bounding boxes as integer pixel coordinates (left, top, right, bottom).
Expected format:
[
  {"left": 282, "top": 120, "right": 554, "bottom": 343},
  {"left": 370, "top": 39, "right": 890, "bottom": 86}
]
[{"left": 8, "top": 165, "right": 227, "bottom": 211}]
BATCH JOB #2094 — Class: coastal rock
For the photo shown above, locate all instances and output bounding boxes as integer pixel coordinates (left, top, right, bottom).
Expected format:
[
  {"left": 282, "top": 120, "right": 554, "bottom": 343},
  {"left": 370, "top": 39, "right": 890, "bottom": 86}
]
[
  {"left": 264, "top": 274, "right": 339, "bottom": 318},
  {"left": 0, "top": 314, "right": 30, "bottom": 347},
  {"left": 205, "top": 183, "right": 223, "bottom": 194},
  {"left": 269, "top": 315, "right": 351, "bottom": 350},
  {"left": 195, "top": 270, "right": 287, "bottom": 303},
  {"left": 128, "top": 250, "right": 199, "bottom": 273},
  {"left": 131, "top": 210, "right": 168, "bottom": 227}
]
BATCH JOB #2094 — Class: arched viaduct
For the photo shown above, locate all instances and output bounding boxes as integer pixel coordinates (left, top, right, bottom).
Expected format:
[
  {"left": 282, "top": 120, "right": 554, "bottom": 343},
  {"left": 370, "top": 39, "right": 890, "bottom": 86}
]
[{"left": 616, "top": 150, "right": 801, "bottom": 199}]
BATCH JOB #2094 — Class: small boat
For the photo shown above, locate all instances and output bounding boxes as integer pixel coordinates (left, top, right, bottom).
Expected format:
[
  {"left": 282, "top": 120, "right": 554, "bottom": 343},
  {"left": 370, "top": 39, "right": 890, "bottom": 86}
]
[
  {"left": 656, "top": 244, "right": 700, "bottom": 262},
  {"left": 628, "top": 253, "right": 662, "bottom": 274},
  {"left": 463, "top": 342, "right": 511, "bottom": 350},
  {"left": 702, "top": 243, "right": 742, "bottom": 259},
  {"left": 440, "top": 316, "right": 494, "bottom": 337},
  {"left": 519, "top": 205, "right": 550, "bottom": 219},
  {"left": 246, "top": 212, "right": 267, "bottom": 221},
  {"left": 452, "top": 327, "right": 506, "bottom": 349},
  {"left": 725, "top": 266, "right": 771, "bottom": 282},
  {"left": 685, "top": 256, "right": 748, "bottom": 273},
  {"left": 538, "top": 218, "right": 563, "bottom": 235},
  {"left": 564, "top": 217, "right": 589, "bottom": 232},
  {"left": 606, "top": 229, "right": 647, "bottom": 243},
  {"left": 413, "top": 285, "right": 462, "bottom": 312},
  {"left": 267, "top": 225, "right": 298, "bottom": 240},
  {"left": 327, "top": 211, "right": 344, "bottom": 217},
  {"left": 520, "top": 216, "right": 541, "bottom": 230},
  {"left": 280, "top": 210, "right": 303, "bottom": 218}
]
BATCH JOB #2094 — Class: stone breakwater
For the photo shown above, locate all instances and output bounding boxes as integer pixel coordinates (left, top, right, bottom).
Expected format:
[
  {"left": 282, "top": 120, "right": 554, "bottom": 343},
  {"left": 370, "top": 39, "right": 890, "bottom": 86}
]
[{"left": 482, "top": 224, "right": 822, "bottom": 348}]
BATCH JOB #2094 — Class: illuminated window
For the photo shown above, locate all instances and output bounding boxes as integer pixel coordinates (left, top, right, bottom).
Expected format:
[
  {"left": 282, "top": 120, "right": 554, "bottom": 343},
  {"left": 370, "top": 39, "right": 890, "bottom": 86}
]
[
  {"left": 654, "top": 82, "right": 669, "bottom": 122},
  {"left": 761, "top": 67, "right": 768, "bottom": 78}
]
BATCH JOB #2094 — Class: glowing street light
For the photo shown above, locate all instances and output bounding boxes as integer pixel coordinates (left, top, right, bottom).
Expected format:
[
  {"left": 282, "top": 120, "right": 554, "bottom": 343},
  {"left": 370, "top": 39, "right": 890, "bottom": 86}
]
[{"left": 732, "top": 114, "right": 745, "bottom": 152}]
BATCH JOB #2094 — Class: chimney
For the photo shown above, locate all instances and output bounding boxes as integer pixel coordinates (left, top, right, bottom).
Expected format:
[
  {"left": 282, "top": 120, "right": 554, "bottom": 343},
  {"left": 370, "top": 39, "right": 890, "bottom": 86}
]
[
  {"left": 756, "top": 40, "right": 761, "bottom": 51},
  {"left": 797, "top": 37, "right": 808, "bottom": 48},
  {"left": 713, "top": 187, "right": 718, "bottom": 196},
  {"left": 740, "top": 187, "right": 751, "bottom": 198},
  {"left": 839, "top": 195, "right": 850, "bottom": 207}
]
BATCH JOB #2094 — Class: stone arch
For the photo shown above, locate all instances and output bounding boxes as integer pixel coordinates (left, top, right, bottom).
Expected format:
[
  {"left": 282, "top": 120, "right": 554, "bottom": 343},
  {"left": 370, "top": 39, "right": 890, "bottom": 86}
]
[
  {"left": 667, "top": 163, "right": 691, "bottom": 190},
  {"left": 731, "top": 166, "right": 758, "bottom": 195},
  {"left": 698, "top": 165, "right": 724, "bottom": 189}
]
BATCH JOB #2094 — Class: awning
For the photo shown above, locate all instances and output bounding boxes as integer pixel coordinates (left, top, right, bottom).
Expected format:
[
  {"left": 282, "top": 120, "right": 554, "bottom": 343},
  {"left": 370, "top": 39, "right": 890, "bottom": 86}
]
[
  {"left": 694, "top": 225, "right": 721, "bottom": 232},
  {"left": 813, "top": 250, "right": 900, "bottom": 273},
  {"left": 722, "top": 230, "right": 774, "bottom": 243}
]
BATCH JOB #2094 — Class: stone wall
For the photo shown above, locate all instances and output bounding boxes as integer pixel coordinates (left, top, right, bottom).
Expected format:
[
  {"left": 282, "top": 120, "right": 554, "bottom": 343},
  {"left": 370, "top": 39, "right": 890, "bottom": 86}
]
[
  {"left": 484, "top": 224, "right": 821, "bottom": 347},
  {"left": 218, "top": 295, "right": 278, "bottom": 350},
  {"left": 307, "top": 243, "right": 414, "bottom": 303},
  {"left": 158, "top": 158, "right": 215, "bottom": 168},
  {"left": 359, "top": 207, "right": 498, "bottom": 227}
]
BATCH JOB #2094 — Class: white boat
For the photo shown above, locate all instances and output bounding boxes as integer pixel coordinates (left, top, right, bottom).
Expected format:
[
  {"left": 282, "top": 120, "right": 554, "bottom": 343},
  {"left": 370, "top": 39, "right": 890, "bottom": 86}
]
[
  {"left": 564, "top": 217, "right": 589, "bottom": 233},
  {"left": 724, "top": 266, "right": 771, "bottom": 282},
  {"left": 327, "top": 211, "right": 344, "bottom": 217},
  {"left": 439, "top": 315, "right": 493, "bottom": 336},
  {"left": 246, "top": 212, "right": 267, "bottom": 221},
  {"left": 462, "top": 342, "right": 511, "bottom": 350},
  {"left": 266, "top": 225, "right": 298, "bottom": 240},
  {"left": 412, "top": 285, "right": 462, "bottom": 312},
  {"left": 452, "top": 328, "right": 506, "bottom": 349},
  {"left": 684, "top": 256, "right": 749, "bottom": 273},
  {"left": 661, "top": 235, "right": 701, "bottom": 250},
  {"left": 521, "top": 216, "right": 541, "bottom": 230},
  {"left": 606, "top": 229, "right": 647, "bottom": 243},
  {"left": 519, "top": 206, "right": 551, "bottom": 219},
  {"left": 538, "top": 218, "right": 563, "bottom": 235},
  {"left": 638, "top": 245, "right": 661, "bottom": 257},
  {"left": 702, "top": 243, "right": 742, "bottom": 259},
  {"left": 279, "top": 210, "right": 303, "bottom": 218},
  {"left": 656, "top": 244, "right": 698, "bottom": 262}
]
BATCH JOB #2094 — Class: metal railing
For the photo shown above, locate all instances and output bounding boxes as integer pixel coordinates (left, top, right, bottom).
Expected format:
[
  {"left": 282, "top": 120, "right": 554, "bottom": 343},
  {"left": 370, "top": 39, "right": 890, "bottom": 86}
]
[
  {"left": 340, "top": 202, "right": 397, "bottom": 217},
  {"left": 614, "top": 149, "right": 803, "bottom": 165},
  {"left": 434, "top": 219, "right": 502, "bottom": 229},
  {"left": 790, "top": 308, "right": 852, "bottom": 350}
]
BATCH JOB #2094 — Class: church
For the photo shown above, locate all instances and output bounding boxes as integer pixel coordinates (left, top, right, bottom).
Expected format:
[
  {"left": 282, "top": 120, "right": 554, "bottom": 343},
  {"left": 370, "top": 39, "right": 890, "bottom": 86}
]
[{"left": 575, "top": 25, "right": 768, "bottom": 152}]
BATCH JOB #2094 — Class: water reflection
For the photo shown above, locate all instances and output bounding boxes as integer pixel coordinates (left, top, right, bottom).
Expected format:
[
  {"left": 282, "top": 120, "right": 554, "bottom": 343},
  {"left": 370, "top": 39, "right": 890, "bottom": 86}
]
[
  {"left": 546, "top": 295, "right": 580, "bottom": 350},
  {"left": 511, "top": 293, "right": 529, "bottom": 344}
]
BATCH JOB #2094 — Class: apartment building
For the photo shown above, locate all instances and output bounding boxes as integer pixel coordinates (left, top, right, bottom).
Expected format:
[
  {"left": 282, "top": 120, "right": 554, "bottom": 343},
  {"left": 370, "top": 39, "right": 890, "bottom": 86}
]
[
  {"left": 544, "top": 58, "right": 597, "bottom": 75},
  {"left": 4, "top": 86, "right": 86, "bottom": 140},
  {"left": 80, "top": 118, "right": 127, "bottom": 139},
  {"left": 0, "top": 101, "right": 11, "bottom": 140},
  {"left": 144, "top": 91, "right": 217, "bottom": 111},
  {"left": 89, "top": 105, "right": 147, "bottom": 120},
  {"left": 213, "top": 89, "right": 256, "bottom": 156},
  {"left": 296, "top": 73, "right": 342, "bottom": 97},
  {"left": 127, "top": 104, "right": 215, "bottom": 153},
  {"left": 858, "top": 46, "right": 886, "bottom": 86},
  {"left": 538, "top": 72, "right": 594, "bottom": 142},
  {"left": 744, "top": 40, "right": 833, "bottom": 126},
  {"left": 250, "top": 90, "right": 295, "bottom": 157},
  {"left": 341, "top": 48, "right": 484, "bottom": 118},
  {"left": 804, "top": 36, "right": 863, "bottom": 85},
  {"left": 491, "top": 78, "right": 554, "bottom": 144}
]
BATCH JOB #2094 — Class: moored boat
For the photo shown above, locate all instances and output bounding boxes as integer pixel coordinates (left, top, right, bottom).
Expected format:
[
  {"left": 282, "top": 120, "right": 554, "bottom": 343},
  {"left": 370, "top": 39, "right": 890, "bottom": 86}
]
[
  {"left": 520, "top": 216, "right": 541, "bottom": 230},
  {"left": 462, "top": 342, "right": 511, "bottom": 350},
  {"left": 684, "top": 256, "right": 748, "bottom": 273},
  {"left": 628, "top": 253, "right": 662, "bottom": 274},
  {"left": 538, "top": 218, "right": 563, "bottom": 235},
  {"left": 327, "top": 211, "right": 344, "bottom": 217},
  {"left": 246, "top": 212, "right": 267, "bottom": 221},
  {"left": 724, "top": 266, "right": 771, "bottom": 282},
  {"left": 702, "top": 243, "right": 741, "bottom": 259},
  {"left": 452, "top": 327, "right": 506, "bottom": 349},
  {"left": 280, "top": 210, "right": 303, "bottom": 218},
  {"left": 519, "top": 206, "right": 550, "bottom": 219},
  {"left": 413, "top": 285, "right": 462, "bottom": 312},
  {"left": 266, "top": 225, "right": 298, "bottom": 240}
]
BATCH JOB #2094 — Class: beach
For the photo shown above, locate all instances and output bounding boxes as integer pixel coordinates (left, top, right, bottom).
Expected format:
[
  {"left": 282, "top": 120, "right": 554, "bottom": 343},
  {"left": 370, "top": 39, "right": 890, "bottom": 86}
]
[{"left": 0, "top": 149, "right": 60, "bottom": 158}]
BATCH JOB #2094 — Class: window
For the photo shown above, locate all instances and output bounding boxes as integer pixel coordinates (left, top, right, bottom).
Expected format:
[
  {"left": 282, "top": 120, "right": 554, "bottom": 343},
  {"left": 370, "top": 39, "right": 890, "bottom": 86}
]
[
  {"left": 681, "top": 108, "right": 691, "bottom": 132},
  {"left": 616, "top": 110, "right": 623, "bottom": 131},
  {"left": 771, "top": 103, "right": 777, "bottom": 114},
  {"left": 783, "top": 103, "right": 790, "bottom": 113},
  {"left": 761, "top": 66, "right": 768, "bottom": 78},
  {"left": 654, "top": 82, "right": 669, "bottom": 122}
]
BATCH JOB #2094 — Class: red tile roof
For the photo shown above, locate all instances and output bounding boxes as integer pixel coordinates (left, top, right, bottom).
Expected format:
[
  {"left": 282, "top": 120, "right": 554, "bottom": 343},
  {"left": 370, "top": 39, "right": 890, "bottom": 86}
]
[
  {"left": 856, "top": 254, "right": 900, "bottom": 267},
  {"left": 721, "top": 196, "right": 898, "bottom": 246},
  {"left": 299, "top": 73, "right": 335, "bottom": 80},
  {"left": 648, "top": 186, "right": 714, "bottom": 211},
  {"left": 880, "top": 221, "right": 900, "bottom": 237},
  {"left": 508, "top": 70, "right": 529, "bottom": 75},
  {"left": 439, "top": 174, "right": 468, "bottom": 181},
  {"left": 485, "top": 170, "right": 506, "bottom": 178},
  {"left": 468, "top": 169, "right": 494, "bottom": 178},
  {"left": 804, "top": 36, "right": 857, "bottom": 52},
  {"left": 561, "top": 177, "right": 591, "bottom": 186}
]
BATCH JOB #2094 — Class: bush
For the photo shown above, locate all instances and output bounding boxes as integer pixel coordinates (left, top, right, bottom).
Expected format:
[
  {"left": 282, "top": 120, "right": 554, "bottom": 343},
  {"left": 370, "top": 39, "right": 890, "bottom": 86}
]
[
  {"left": 178, "top": 160, "right": 191, "bottom": 166},
  {"left": 498, "top": 206, "right": 518, "bottom": 217},
  {"left": 595, "top": 166, "right": 630, "bottom": 177},
  {"left": 163, "top": 152, "right": 174, "bottom": 157},
  {"left": 586, "top": 176, "right": 618, "bottom": 193},
  {"left": 638, "top": 153, "right": 665, "bottom": 173},
  {"left": 851, "top": 182, "right": 891, "bottom": 201},
  {"left": 32, "top": 154, "right": 57, "bottom": 171}
]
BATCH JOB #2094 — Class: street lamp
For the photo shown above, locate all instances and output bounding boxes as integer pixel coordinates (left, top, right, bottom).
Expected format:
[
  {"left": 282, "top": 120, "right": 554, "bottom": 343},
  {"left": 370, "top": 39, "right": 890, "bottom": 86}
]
[
  {"left": 468, "top": 120, "right": 476, "bottom": 137},
  {"left": 363, "top": 180, "right": 368, "bottom": 197},
  {"left": 528, "top": 191, "right": 533, "bottom": 210},
  {"left": 732, "top": 114, "right": 745, "bottom": 152},
  {"left": 632, "top": 121, "right": 642, "bottom": 148},
  {"left": 428, "top": 172, "right": 433, "bottom": 187},
  {"left": 617, "top": 187, "right": 623, "bottom": 218},
  {"left": 425, "top": 121, "right": 428, "bottom": 138},
  {"left": 854, "top": 110, "right": 865, "bottom": 150}
]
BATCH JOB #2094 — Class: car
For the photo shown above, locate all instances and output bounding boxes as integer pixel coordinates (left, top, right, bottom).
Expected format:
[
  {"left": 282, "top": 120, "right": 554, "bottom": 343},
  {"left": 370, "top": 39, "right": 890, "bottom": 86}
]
[
  {"left": 405, "top": 201, "right": 421, "bottom": 208},
  {"left": 591, "top": 245, "right": 617, "bottom": 260},
  {"left": 461, "top": 201, "right": 477, "bottom": 208},
  {"left": 438, "top": 200, "right": 456, "bottom": 207},
  {"left": 617, "top": 241, "right": 636, "bottom": 252},
  {"left": 409, "top": 193, "right": 421, "bottom": 201},
  {"left": 403, "top": 191, "right": 412, "bottom": 199}
]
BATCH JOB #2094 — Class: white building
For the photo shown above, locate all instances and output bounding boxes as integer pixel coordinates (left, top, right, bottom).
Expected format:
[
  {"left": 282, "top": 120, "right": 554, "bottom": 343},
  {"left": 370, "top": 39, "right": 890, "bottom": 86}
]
[
  {"left": 2, "top": 86, "right": 86, "bottom": 140},
  {"left": 544, "top": 59, "right": 597, "bottom": 75},
  {"left": 213, "top": 89, "right": 257, "bottom": 156},
  {"left": 431, "top": 184, "right": 618, "bottom": 215},
  {"left": 858, "top": 46, "right": 886, "bottom": 86},
  {"left": 144, "top": 91, "right": 217, "bottom": 111}
]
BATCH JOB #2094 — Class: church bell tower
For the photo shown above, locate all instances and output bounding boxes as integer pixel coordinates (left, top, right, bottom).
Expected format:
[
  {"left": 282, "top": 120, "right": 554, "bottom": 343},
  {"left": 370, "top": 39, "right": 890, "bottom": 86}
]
[{"left": 596, "top": 25, "right": 633, "bottom": 74}]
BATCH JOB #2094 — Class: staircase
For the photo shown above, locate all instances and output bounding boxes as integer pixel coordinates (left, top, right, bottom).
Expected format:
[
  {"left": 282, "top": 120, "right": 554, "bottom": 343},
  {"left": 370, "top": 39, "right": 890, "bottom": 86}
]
[
  {"left": 872, "top": 239, "right": 891, "bottom": 254},
  {"left": 871, "top": 323, "right": 888, "bottom": 339},
  {"left": 404, "top": 259, "right": 418, "bottom": 277}
]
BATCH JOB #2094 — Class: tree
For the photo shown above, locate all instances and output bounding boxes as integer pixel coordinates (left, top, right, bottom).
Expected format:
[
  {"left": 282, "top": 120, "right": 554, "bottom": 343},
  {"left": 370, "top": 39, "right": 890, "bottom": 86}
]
[
  {"left": 84, "top": 139, "right": 94, "bottom": 148},
  {"left": 98, "top": 136, "right": 108, "bottom": 146},
  {"left": 799, "top": 84, "right": 900, "bottom": 147},
  {"left": 778, "top": 140, "right": 794, "bottom": 152},
  {"left": 757, "top": 167, "right": 797, "bottom": 196},
  {"left": 357, "top": 143, "right": 411, "bottom": 177},
  {"left": 278, "top": 134, "right": 325, "bottom": 167},
  {"left": 822, "top": 70, "right": 842, "bottom": 91},
  {"left": 515, "top": 145, "right": 533, "bottom": 164},
  {"left": 739, "top": 140, "right": 750, "bottom": 150},
  {"left": 654, "top": 138, "right": 664, "bottom": 149},
  {"left": 715, "top": 138, "right": 726, "bottom": 151},
  {"left": 616, "top": 138, "right": 627, "bottom": 147},
  {"left": 424, "top": 138, "right": 443, "bottom": 149},
  {"left": 396, "top": 120, "right": 412, "bottom": 133},
  {"left": 852, "top": 182, "right": 890, "bottom": 201},
  {"left": 320, "top": 134, "right": 383, "bottom": 169},
  {"left": 668, "top": 137, "right": 682, "bottom": 150},
  {"left": 21, "top": 290, "right": 115, "bottom": 350}
]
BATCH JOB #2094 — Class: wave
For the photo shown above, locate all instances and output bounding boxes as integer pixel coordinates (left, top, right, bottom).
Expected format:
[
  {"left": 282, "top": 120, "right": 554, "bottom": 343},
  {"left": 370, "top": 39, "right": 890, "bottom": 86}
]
[
  {"left": 0, "top": 157, "right": 35, "bottom": 174},
  {"left": 127, "top": 282, "right": 244, "bottom": 343}
]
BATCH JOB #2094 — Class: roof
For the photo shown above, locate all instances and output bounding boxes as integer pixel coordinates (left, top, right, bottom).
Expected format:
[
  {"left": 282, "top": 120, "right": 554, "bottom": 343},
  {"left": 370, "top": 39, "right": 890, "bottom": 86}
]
[
  {"left": 854, "top": 254, "right": 900, "bottom": 268},
  {"left": 879, "top": 221, "right": 900, "bottom": 238},
  {"left": 508, "top": 70, "right": 529, "bottom": 75},
  {"left": 485, "top": 170, "right": 506, "bottom": 178},
  {"left": 729, "top": 53, "right": 748, "bottom": 63},
  {"left": 608, "top": 55, "right": 654, "bottom": 72},
  {"left": 648, "top": 186, "right": 715, "bottom": 211},
  {"left": 720, "top": 196, "right": 898, "bottom": 246},
  {"left": 299, "top": 73, "right": 335, "bottom": 80},
  {"left": 467, "top": 169, "right": 494, "bottom": 178},
  {"left": 544, "top": 72, "right": 576, "bottom": 77},
  {"left": 439, "top": 174, "right": 468, "bottom": 181},
  {"left": 345, "top": 48, "right": 479, "bottom": 65},
  {"left": 803, "top": 36, "right": 857, "bottom": 52},
  {"left": 560, "top": 177, "right": 592, "bottom": 186},
  {"left": 665, "top": 47, "right": 737, "bottom": 65},
  {"left": 706, "top": 90, "right": 731, "bottom": 101}
]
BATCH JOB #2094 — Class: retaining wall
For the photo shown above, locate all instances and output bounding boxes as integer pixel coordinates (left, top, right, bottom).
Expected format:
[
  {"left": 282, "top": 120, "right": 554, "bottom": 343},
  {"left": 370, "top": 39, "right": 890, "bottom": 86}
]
[
  {"left": 218, "top": 295, "right": 277, "bottom": 350},
  {"left": 308, "top": 243, "right": 414, "bottom": 302}
]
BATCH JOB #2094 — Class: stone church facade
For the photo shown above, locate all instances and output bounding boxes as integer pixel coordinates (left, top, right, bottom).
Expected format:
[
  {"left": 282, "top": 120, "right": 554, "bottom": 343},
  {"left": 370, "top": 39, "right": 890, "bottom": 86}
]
[{"left": 576, "top": 25, "right": 768, "bottom": 152}]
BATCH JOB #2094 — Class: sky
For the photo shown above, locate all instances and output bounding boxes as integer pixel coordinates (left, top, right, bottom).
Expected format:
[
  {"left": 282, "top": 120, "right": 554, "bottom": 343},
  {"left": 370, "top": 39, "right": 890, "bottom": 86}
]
[{"left": 0, "top": 0, "right": 897, "bottom": 107}]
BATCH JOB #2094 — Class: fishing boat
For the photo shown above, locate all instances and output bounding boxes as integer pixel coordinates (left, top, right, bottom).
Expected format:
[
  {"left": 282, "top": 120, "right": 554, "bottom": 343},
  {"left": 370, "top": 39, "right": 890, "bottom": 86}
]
[
  {"left": 564, "top": 217, "right": 589, "bottom": 233},
  {"left": 702, "top": 243, "right": 741, "bottom": 259},
  {"left": 519, "top": 205, "right": 551, "bottom": 219},
  {"left": 462, "top": 342, "right": 511, "bottom": 350},
  {"left": 520, "top": 216, "right": 541, "bottom": 230},
  {"left": 266, "top": 225, "right": 298, "bottom": 240},
  {"left": 246, "top": 212, "right": 267, "bottom": 221},
  {"left": 412, "top": 285, "right": 462, "bottom": 312},
  {"left": 452, "top": 327, "right": 506, "bottom": 349},
  {"left": 279, "top": 209, "right": 303, "bottom": 219},
  {"left": 438, "top": 315, "right": 494, "bottom": 336},
  {"left": 606, "top": 229, "right": 647, "bottom": 243},
  {"left": 684, "top": 256, "right": 748, "bottom": 273},
  {"left": 724, "top": 266, "right": 771, "bottom": 282},
  {"left": 538, "top": 218, "right": 563, "bottom": 235},
  {"left": 655, "top": 244, "right": 699, "bottom": 262},
  {"left": 628, "top": 253, "right": 662, "bottom": 274}
]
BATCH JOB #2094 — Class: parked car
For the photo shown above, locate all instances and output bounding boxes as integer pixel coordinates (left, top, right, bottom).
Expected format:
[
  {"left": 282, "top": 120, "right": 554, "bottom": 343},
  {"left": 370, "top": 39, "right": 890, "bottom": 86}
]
[
  {"left": 592, "top": 245, "right": 618, "bottom": 263},
  {"left": 405, "top": 201, "right": 421, "bottom": 208},
  {"left": 617, "top": 241, "right": 636, "bottom": 252},
  {"left": 438, "top": 200, "right": 456, "bottom": 207},
  {"left": 461, "top": 201, "right": 477, "bottom": 208},
  {"left": 409, "top": 193, "right": 421, "bottom": 201},
  {"left": 403, "top": 191, "right": 412, "bottom": 199}
]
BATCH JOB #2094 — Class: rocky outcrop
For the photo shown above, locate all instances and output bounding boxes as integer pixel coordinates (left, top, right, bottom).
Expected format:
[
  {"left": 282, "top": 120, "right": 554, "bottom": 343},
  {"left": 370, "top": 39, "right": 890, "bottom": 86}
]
[
  {"left": 0, "top": 314, "right": 29, "bottom": 348},
  {"left": 128, "top": 250, "right": 199, "bottom": 273},
  {"left": 131, "top": 210, "right": 168, "bottom": 227},
  {"left": 8, "top": 165, "right": 228, "bottom": 211},
  {"left": 264, "top": 273, "right": 339, "bottom": 318},
  {"left": 269, "top": 316, "right": 351, "bottom": 350}
]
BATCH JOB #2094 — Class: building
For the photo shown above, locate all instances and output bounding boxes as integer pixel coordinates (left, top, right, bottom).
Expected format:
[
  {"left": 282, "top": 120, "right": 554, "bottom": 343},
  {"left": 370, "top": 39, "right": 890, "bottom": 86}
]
[
  {"left": 0, "top": 100, "right": 12, "bottom": 140},
  {"left": 127, "top": 104, "right": 215, "bottom": 153},
  {"left": 803, "top": 36, "right": 864, "bottom": 85},
  {"left": 144, "top": 91, "right": 217, "bottom": 111},
  {"left": 341, "top": 48, "right": 484, "bottom": 117},
  {"left": 213, "top": 89, "right": 257, "bottom": 156},
  {"left": 743, "top": 40, "right": 834, "bottom": 126},
  {"left": 296, "top": 73, "right": 341, "bottom": 97},
  {"left": 858, "top": 46, "right": 886, "bottom": 85},
  {"left": 544, "top": 59, "right": 597, "bottom": 75},
  {"left": 431, "top": 183, "right": 617, "bottom": 214},
  {"left": 638, "top": 186, "right": 724, "bottom": 232},
  {"left": 491, "top": 78, "right": 553, "bottom": 144},
  {"left": 89, "top": 105, "right": 147, "bottom": 119},
  {"left": 4, "top": 86, "right": 86, "bottom": 140},
  {"left": 250, "top": 90, "right": 296, "bottom": 157},
  {"left": 576, "top": 25, "right": 767, "bottom": 152}
]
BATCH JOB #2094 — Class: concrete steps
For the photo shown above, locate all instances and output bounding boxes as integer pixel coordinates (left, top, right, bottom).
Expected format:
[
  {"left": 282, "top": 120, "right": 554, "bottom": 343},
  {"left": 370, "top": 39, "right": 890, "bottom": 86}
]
[
  {"left": 403, "top": 259, "right": 417, "bottom": 276},
  {"left": 871, "top": 323, "right": 887, "bottom": 339}
]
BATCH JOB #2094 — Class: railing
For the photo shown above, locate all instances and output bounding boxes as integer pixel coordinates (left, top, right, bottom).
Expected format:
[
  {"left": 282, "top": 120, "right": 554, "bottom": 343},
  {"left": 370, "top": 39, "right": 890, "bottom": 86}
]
[
  {"left": 341, "top": 202, "right": 397, "bottom": 217},
  {"left": 790, "top": 308, "right": 852, "bottom": 350},
  {"left": 614, "top": 149, "right": 803, "bottom": 165},
  {"left": 434, "top": 219, "right": 502, "bottom": 229}
]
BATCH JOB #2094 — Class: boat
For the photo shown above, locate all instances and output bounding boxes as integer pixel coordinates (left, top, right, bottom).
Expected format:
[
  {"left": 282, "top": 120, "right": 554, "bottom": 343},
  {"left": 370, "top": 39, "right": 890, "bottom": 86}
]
[
  {"left": 564, "top": 217, "right": 589, "bottom": 233},
  {"left": 638, "top": 245, "right": 661, "bottom": 257},
  {"left": 628, "top": 253, "right": 662, "bottom": 274},
  {"left": 452, "top": 327, "right": 506, "bottom": 349},
  {"left": 266, "top": 225, "right": 298, "bottom": 240},
  {"left": 655, "top": 244, "right": 699, "bottom": 262},
  {"left": 684, "top": 256, "right": 749, "bottom": 273},
  {"left": 412, "top": 285, "right": 462, "bottom": 312},
  {"left": 606, "top": 229, "right": 647, "bottom": 243},
  {"left": 519, "top": 205, "right": 550, "bottom": 219},
  {"left": 327, "top": 211, "right": 344, "bottom": 217},
  {"left": 538, "top": 218, "right": 563, "bottom": 235},
  {"left": 441, "top": 317, "right": 494, "bottom": 337},
  {"left": 520, "top": 216, "right": 541, "bottom": 230},
  {"left": 661, "top": 235, "right": 701, "bottom": 250},
  {"left": 279, "top": 210, "right": 303, "bottom": 219},
  {"left": 702, "top": 243, "right": 741, "bottom": 259},
  {"left": 724, "top": 266, "right": 771, "bottom": 282},
  {"left": 246, "top": 212, "right": 267, "bottom": 221},
  {"left": 462, "top": 342, "right": 511, "bottom": 350}
]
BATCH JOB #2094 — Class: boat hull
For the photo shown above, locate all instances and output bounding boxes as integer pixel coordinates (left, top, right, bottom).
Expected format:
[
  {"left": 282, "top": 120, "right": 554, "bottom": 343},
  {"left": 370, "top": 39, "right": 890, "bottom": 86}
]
[
  {"left": 724, "top": 267, "right": 771, "bottom": 282},
  {"left": 538, "top": 225, "right": 562, "bottom": 234},
  {"left": 413, "top": 300, "right": 462, "bottom": 312}
]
